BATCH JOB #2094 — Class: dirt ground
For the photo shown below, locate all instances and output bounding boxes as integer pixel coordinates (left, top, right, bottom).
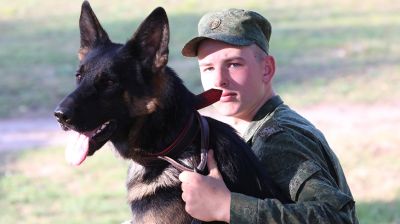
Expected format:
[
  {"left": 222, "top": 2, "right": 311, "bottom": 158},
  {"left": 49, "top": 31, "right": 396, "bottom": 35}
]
[
  {"left": 297, "top": 102, "right": 400, "bottom": 202},
  {"left": 0, "top": 117, "right": 67, "bottom": 152},
  {"left": 1, "top": 102, "right": 399, "bottom": 202}
]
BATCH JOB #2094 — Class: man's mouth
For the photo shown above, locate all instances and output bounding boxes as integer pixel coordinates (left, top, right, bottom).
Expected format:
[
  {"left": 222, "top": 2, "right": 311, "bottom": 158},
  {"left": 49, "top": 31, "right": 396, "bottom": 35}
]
[
  {"left": 64, "top": 120, "right": 116, "bottom": 166},
  {"left": 220, "top": 91, "right": 237, "bottom": 102}
]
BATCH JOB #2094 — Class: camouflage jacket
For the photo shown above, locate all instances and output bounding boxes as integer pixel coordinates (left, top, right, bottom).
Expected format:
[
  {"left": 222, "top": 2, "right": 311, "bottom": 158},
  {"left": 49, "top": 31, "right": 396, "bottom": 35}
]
[{"left": 230, "top": 95, "right": 358, "bottom": 224}]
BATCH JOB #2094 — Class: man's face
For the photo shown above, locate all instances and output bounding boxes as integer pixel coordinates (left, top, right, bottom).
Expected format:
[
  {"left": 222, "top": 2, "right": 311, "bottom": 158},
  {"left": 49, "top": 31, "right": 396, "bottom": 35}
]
[{"left": 197, "top": 40, "right": 270, "bottom": 120}]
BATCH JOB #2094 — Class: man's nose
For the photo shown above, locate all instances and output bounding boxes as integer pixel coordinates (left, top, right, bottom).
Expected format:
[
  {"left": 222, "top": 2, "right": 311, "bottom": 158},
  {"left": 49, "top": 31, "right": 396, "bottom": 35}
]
[{"left": 214, "top": 68, "right": 229, "bottom": 88}]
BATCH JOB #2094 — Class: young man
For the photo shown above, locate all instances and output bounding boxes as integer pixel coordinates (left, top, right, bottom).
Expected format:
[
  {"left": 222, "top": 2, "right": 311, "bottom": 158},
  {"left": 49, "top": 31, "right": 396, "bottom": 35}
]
[{"left": 179, "top": 8, "right": 358, "bottom": 223}]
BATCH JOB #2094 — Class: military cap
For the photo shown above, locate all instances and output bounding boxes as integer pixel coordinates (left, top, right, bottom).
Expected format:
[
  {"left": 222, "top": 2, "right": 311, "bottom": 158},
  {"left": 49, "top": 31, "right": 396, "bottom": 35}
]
[{"left": 181, "top": 8, "right": 271, "bottom": 57}]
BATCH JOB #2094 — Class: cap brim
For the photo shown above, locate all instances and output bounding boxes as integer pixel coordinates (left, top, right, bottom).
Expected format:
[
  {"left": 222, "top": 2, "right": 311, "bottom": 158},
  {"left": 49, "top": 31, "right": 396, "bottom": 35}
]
[
  {"left": 181, "top": 37, "right": 208, "bottom": 57},
  {"left": 181, "top": 34, "right": 254, "bottom": 57}
]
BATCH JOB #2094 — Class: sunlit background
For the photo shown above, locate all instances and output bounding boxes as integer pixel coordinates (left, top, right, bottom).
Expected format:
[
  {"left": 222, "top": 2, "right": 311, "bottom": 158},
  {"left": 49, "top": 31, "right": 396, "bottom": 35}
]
[{"left": 1, "top": 0, "right": 399, "bottom": 223}]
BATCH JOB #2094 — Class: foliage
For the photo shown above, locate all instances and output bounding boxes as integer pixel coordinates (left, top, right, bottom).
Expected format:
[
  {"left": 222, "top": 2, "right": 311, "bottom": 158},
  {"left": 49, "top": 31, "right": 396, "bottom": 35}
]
[{"left": 0, "top": 0, "right": 399, "bottom": 117}]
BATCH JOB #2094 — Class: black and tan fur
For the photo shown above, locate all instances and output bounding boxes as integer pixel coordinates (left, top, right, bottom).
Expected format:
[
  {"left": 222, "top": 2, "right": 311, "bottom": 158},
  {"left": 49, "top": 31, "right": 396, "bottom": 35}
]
[{"left": 54, "top": 1, "right": 287, "bottom": 223}]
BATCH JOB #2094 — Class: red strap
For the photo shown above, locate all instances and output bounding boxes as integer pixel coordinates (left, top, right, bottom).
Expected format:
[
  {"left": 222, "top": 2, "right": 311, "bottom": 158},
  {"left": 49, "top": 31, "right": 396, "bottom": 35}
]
[
  {"left": 141, "top": 89, "right": 219, "bottom": 169},
  {"left": 195, "top": 89, "right": 222, "bottom": 110},
  {"left": 147, "top": 113, "right": 195, "bottom": 157}
]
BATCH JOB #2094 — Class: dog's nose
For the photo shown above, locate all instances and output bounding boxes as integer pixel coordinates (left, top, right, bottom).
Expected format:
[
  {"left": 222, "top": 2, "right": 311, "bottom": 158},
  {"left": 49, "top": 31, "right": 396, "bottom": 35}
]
[{"left": 54, "top": 109, "right": 72, "bottom": 124}]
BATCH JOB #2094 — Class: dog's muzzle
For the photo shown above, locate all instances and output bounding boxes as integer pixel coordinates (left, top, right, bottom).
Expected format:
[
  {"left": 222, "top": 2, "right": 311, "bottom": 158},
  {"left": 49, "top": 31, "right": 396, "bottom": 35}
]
[{"left": 54, "top": 107, "right": 73, "bottom": 131}]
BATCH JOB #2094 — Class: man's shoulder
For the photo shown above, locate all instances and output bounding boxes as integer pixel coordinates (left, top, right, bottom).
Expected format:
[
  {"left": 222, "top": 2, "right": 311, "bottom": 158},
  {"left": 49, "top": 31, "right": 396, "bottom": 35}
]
[
  {"left": 252, "top": 103, "right": 327, "bottom": 148},
  {"left": 256, "top": 117, "right": 284, "bottom": 139},
  {"left": 273, "top": 104, "right": 314, "bottom": 128},
  {"left": 256, "top": 104, "right": 313, "bottom": 136}
]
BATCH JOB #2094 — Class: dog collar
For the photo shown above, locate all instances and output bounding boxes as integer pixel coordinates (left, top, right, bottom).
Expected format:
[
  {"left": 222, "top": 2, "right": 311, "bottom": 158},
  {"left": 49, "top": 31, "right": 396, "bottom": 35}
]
[
  {"left": 140, "top": 89, "right": 221, "bottom": 172},
  {"left": 157, "top": 112, "right": 209, "bottom": 173},
  {"left": 140, "top": 111, "right": 208, "bottom": 173}
]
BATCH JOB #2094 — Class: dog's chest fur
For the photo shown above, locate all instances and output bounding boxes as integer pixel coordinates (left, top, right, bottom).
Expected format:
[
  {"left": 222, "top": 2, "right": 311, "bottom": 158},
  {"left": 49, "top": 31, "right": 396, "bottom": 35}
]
[
  {"left": 126, "top": 162, "right": 195, "bottom": 223},
  {"left": 126, "top": 162, "right": 180, "bottom": 202}
]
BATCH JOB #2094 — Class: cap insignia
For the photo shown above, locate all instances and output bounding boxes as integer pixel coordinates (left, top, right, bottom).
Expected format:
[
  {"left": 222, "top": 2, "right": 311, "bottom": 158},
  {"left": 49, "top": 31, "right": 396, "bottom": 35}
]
[{"left": 209, "top": 18, "right": 221, "bottom": 30}]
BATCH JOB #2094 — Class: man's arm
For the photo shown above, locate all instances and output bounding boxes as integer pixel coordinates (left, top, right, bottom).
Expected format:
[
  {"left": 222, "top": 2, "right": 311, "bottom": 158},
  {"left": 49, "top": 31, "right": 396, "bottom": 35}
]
[
  {"left": 236, "top": 129, "right": 358, "bottom": 224},
  {"left": 229, "top": 182, "right": 356, "bottom": 224},
  {"left": 179, "top": 141, "right": 357, "bottom": 223}
]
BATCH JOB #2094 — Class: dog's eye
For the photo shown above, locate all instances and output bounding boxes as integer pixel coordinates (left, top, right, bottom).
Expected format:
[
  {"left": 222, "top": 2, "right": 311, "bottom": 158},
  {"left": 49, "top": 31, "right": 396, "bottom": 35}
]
[
  {"left": 106, "top": 80, "right": 114, "bottom": 86},
  {"left": 76, "top": 73, "right": 82, "bottom": 82}
]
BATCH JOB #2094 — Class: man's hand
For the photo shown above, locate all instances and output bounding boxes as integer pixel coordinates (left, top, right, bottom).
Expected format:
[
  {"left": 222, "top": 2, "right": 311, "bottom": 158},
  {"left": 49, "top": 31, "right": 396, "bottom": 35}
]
[{"left": 179, "top": 150, "right": 231, "bottom": 222}]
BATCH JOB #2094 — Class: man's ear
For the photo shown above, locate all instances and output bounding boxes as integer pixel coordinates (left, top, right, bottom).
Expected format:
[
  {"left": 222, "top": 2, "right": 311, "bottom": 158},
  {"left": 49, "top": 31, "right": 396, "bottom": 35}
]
[
  {"left": 78, "top": 1, "right": 111, "bottom": 60},
  {"left": 123, "top": 7, "right": 169, "bottom": 73},
  {"left": 263, "top": 55, "right": 275, "bottom": 83}
]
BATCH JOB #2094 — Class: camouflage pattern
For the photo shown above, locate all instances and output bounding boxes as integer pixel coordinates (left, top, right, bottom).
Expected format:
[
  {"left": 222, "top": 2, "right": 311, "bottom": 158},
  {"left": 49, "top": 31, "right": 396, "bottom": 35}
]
[
  {"left": 230, "top": 96, "right": 359, "bottom": 223},
  {"left": 181, "top": 8, "right": 271, "bottom": 57}
]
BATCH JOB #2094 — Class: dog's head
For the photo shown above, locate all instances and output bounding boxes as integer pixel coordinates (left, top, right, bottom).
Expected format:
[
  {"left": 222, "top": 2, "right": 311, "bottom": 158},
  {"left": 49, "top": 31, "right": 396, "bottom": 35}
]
[{"left": 54, "top": 1, "right": 170, "bottom": 165}]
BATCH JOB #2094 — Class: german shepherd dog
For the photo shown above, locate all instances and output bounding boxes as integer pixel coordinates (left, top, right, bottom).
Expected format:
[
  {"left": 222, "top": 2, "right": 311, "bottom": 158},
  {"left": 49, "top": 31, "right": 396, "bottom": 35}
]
[{"left": 54, "top": 1, "right": 287, "bottom": 223}]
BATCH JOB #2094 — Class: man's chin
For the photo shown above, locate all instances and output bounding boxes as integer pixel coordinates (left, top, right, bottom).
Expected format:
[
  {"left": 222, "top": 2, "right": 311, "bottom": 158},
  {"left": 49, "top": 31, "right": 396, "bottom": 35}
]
[
  {"left": 214, "top": 102, "right": 238, "bottom": 115},
  {"left": 210, "top": 104, "right": 241, "bottom": 121}
]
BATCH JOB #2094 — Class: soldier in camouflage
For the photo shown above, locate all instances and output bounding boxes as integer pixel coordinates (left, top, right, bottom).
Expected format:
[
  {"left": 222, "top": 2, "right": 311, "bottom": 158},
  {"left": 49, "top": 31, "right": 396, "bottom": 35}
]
[{"left": 178, "top": 8, "right": 359, "bottom": 223}]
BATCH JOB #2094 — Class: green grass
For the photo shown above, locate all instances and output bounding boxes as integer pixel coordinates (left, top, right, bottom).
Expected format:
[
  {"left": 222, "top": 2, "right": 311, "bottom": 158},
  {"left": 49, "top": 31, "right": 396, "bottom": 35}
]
[
  {"left": 1, "top": 146, "right": 400, "bottom": 223},
  {"left": 0, "top": 0, "right": 399, "bottom": 117},
  {"left": 278, "top": 64, "right": 400, "bottom": 107},
  {"left": 0, "top": 147, "right": 131, "bottom": 224},
  {"left": 357, "top": 199, "right": 400, "bottom": 224}
]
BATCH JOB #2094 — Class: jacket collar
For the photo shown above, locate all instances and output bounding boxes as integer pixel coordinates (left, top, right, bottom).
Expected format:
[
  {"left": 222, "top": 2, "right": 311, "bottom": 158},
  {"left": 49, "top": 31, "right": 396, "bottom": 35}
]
[{"left": 242, "top": 95, "right": 283, "bottom": 142}]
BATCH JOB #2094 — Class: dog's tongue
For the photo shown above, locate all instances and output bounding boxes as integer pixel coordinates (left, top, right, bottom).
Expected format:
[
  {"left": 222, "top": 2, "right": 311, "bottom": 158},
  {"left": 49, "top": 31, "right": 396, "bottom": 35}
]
[{"left": 65, "top": 131, "right": 89, "bottom": 166}]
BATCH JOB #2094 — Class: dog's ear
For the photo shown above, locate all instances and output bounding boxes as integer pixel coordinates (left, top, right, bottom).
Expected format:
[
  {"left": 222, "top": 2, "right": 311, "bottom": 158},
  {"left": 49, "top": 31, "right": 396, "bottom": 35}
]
[
  {"left": 124, "top": 7, "right": 169, "bottom": 73},
  {"left": 78, "top": 1, "right": 111, "bottom": 60}
]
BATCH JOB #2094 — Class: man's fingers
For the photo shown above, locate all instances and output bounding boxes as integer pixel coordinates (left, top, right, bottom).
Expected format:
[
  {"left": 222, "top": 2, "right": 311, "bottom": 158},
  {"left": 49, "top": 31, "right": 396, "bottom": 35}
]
[
  {"left": 179, "top": 171, "right": 186, "bottom": 182},
  {"left": 179, "top": 171, "right": 192, "bottom": 183},
  {"left": 207, "top": 150, "right": 221, "bottom": 178},
  {"left": 181, "top": 190, "right": 187, "bottom": 202}
]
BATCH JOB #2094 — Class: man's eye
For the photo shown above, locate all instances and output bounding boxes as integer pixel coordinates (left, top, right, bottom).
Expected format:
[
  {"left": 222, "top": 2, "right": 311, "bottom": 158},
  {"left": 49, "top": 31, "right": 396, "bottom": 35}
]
[
  {"left": 229, "top": 63, "right": 241, "bottom": 68},
  {"left": 203, "top": 67, "right": 214, "bottom": 72}
]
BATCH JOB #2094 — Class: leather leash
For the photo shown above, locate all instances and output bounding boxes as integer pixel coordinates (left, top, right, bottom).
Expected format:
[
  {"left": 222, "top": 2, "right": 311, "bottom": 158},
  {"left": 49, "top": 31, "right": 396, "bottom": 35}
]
[
  {"left": 157, "top": 112, "right": 209, "bottom": 173},
  {"left": 153, "top": 89, "right": 221, "bottom": 224},
  {"left": 142, "top": 89, "right": 221, "bottom": 173}
]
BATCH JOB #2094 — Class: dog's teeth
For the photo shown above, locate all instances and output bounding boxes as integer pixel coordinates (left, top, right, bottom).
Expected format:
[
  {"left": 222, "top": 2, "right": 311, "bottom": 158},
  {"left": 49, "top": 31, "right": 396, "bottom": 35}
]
[{"left": 92, "top": 122, "right": 110, "bottom": 137}]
